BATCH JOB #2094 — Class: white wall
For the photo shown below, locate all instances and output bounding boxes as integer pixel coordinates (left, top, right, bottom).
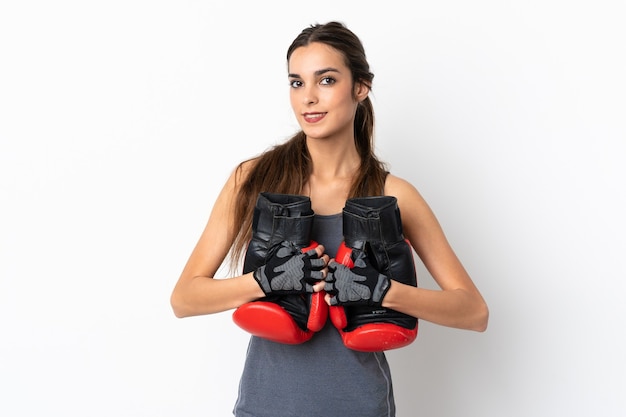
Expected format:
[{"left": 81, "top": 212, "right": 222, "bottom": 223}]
[{"left": 1, "top": 1, "right": 624, "bottom": 416}]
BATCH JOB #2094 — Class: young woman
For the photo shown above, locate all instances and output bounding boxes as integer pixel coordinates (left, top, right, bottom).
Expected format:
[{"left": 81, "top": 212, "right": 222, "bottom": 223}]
[{"left": 170, "top": 21, "right": 488, "bottom": 417}]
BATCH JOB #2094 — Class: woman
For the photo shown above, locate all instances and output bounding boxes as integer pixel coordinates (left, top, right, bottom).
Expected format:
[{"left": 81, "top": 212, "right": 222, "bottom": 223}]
[{"left": 170, "top": 21, "right": 488, "bottom": 417}]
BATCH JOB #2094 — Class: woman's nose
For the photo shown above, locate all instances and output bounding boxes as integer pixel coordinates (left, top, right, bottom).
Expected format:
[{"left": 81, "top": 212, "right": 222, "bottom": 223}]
[{"left": 302, "top": 86, "right": 318, "bottom": 105}]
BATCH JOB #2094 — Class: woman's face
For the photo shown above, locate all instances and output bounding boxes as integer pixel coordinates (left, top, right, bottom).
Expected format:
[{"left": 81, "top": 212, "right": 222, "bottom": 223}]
[{"left": 288, "top": 42, "right": 368, "bottom": 141}]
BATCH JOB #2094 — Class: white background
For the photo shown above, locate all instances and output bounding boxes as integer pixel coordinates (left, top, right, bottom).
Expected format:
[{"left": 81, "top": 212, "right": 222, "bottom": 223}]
[{"left": 1, "top": 1, "right": 625, "bottom": 416}]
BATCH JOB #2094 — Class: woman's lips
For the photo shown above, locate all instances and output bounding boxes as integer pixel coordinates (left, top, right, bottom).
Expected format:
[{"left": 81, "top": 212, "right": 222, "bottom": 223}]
[{"left": 303, "top": 112, "right": 326, "bottom": 123}]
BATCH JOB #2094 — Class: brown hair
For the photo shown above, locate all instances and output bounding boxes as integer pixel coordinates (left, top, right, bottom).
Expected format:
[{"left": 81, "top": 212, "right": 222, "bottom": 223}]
[{"left": 229, "top": 21, "right": 388, "bottom": 270}]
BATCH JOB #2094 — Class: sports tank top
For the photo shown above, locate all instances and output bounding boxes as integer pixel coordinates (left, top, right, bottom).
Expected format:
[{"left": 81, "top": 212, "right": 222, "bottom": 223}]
[{"left": 233, "top": 213, "right": 396, "bottom": 417}]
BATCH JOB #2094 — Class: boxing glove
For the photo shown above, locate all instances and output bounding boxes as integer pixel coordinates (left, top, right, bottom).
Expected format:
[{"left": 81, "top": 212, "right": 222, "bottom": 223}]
[
  {"left": 232, "top": 192, "right": 328, "bottom": 344},
  {"left": 325, "top": 196, "right": 418, "bottom": 352}
]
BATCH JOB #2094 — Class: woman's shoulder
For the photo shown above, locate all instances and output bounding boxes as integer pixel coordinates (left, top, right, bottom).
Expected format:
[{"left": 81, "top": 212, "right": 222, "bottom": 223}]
[
  {"left": 213, "top": 157, "right": 260, "bottom": 201},
  {"left": 384, "top": 172, "right": 419, "bottom": 197},
  {"left": 384, "top": 172, "right": 431, "bottom": 215},
  {"left": 228, "top": 157, "right": 260, "bottom": 182}
]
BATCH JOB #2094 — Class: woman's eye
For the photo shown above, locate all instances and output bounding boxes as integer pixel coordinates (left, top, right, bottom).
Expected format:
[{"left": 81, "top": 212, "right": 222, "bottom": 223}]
[
  {"left": 320, "top": 77, "right": 336, "bottom": 85},
  {"left": 289, "top": 80, "right": 303, "bottom": 88}
]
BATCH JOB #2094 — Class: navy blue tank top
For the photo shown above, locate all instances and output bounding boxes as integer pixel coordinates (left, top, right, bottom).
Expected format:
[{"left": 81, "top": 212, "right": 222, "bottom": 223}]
[{"left": 233, "top": 214, "right": 396, "bottom": 417}]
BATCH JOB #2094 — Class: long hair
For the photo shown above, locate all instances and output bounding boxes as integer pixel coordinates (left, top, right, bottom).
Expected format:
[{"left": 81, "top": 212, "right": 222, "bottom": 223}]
[{"left": 229, "top": 21, "right": 388, "bottom": 270}]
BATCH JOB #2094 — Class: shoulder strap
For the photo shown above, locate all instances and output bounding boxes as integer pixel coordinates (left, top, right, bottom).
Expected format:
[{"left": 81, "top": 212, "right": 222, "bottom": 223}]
[{"left": 382, "top": 171, "right": 389, "bottom": 195}]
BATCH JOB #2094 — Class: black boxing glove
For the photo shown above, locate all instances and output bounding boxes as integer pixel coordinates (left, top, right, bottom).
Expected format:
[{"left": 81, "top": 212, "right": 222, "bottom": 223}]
[
  {"left": 232, "top": 192, "right": 329, "bottom": 345},
  {"left": 327, "top": 196, "right": 418, "bottom": 352}
]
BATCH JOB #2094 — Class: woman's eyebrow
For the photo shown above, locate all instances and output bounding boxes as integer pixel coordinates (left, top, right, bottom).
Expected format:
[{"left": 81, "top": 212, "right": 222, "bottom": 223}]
[{"left": 288, "top": 67, "right": 341, "bottom": 78}]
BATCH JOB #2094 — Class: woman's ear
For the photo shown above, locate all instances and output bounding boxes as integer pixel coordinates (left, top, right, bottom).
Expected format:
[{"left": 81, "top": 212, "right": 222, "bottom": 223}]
[{"left": 354, "top": 82, "right": 370, "bottom": 102}]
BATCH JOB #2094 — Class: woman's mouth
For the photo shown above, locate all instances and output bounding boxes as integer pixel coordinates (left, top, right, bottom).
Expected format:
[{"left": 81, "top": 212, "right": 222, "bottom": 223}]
[{"left": 303, "top": 112, "right": 326, "bottom": 123}]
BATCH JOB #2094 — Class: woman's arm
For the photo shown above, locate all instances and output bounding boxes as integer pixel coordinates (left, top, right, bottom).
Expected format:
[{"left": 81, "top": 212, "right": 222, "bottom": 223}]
[
  {"left": 382, "top": 174, "right": 489, "bottom": 331},
  {"left": 170, "top": 164, "right": 265, "bottom": 318}
]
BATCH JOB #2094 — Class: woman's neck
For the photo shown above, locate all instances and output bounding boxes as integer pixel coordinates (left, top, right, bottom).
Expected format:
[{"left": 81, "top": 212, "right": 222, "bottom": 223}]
[
  {"left": 304, "top": 141, "right": 360, "bottom": 215},
  {"left": 305, "top": 135, "right": 360, "bottom": 179}
]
